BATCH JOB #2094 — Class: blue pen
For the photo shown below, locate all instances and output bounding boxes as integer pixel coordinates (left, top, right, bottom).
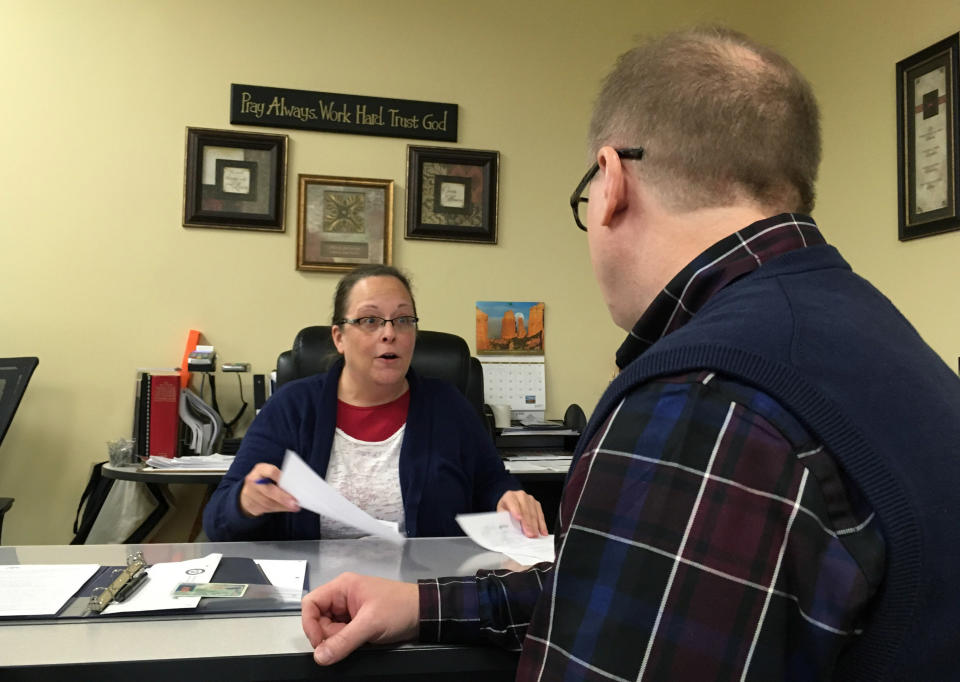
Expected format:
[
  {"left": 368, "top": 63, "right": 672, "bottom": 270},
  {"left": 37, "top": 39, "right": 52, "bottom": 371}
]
[{"left": 256, "top": 477, "right": 298, "bottom": 511}]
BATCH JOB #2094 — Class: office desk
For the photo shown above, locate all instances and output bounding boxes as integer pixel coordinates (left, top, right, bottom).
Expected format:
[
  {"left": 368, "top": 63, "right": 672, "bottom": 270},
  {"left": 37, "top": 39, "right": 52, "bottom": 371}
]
[
  {"left": 0, "top": 537, "right": 520, "bottom": 681},
  {"left": 102, "top": 462, "right": 224, "bottom": 486},
  {"left": 104, "top": 458, "right": 570, "bottom": 483},
  {"left": 101, "top": 463, "right": 223, "bottom": 541},
  {"left": 101, "top": 454, "right": 571, "bottom": 540}
]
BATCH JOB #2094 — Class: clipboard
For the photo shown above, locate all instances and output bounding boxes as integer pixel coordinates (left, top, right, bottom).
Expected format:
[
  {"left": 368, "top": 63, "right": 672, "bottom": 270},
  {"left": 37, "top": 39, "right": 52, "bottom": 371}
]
[{"left": 0, "top": 554, "right": 306, "bottom": 624}]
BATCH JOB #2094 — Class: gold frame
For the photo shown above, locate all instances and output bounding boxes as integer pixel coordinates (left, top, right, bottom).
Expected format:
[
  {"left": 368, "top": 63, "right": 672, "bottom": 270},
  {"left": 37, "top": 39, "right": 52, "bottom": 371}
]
[{"left": 296, "top": 174, "right": 394, "bottom": 272}]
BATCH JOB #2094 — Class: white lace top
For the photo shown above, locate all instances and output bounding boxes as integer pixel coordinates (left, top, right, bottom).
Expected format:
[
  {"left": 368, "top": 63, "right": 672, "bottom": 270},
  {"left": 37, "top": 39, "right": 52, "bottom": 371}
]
[{"left": 321, "top": 425, "right": 406, "bottom": 538}]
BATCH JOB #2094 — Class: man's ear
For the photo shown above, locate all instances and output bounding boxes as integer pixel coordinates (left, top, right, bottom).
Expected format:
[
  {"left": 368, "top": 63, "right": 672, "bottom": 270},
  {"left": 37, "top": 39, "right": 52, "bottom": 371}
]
[
  {"left": 331, "top": 325, "right": 345, "bottom": 354},
  {"left": 596, "top": 146, "right": 629, "bottom": 227}
]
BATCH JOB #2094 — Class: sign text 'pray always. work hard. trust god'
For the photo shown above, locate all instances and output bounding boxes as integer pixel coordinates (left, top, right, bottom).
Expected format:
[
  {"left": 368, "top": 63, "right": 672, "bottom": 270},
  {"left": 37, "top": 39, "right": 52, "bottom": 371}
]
[{"left": 230, "top": 84, "right": 458, "bottom": 142}]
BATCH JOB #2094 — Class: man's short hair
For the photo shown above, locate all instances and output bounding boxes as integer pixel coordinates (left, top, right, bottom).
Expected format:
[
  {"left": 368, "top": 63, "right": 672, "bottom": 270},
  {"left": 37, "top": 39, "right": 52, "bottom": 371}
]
[{"left": 589, "top": 26, "right": 821, "bottom": 214}]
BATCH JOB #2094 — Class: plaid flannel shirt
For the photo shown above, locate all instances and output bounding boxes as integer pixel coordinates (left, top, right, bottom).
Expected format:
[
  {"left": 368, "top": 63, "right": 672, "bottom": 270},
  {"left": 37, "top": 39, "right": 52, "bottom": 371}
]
[{"left": 419, "top": 215, "right": 885, "bottom": 680}]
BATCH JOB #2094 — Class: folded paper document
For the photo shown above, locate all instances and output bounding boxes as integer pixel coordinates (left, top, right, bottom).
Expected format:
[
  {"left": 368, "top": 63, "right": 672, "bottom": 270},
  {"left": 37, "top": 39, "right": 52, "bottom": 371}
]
[{"left": 456, "top": 511, "right": 555, "bottom": 565}]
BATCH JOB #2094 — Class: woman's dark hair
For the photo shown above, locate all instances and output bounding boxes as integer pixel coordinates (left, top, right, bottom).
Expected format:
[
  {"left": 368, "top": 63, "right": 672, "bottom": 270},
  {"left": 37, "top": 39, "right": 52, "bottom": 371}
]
[{"left": 331, "top": 264, "right": 416, "bottom": 324}]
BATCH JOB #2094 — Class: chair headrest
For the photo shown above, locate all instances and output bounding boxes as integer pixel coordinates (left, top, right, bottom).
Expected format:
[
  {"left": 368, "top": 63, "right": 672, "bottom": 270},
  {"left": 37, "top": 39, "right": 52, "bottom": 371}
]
[
  {"left": 292, "top": 326, "right": 339, "bottom": 379},
  {"left": 289, "top": 326, "right": 472, "bottom": 394}
]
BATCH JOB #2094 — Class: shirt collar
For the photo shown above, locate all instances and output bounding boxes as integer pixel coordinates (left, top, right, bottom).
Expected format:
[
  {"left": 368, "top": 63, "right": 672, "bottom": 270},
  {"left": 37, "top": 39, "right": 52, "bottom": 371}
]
[{"left": 615, "top": 213, "right": 825, "bottom": 369}]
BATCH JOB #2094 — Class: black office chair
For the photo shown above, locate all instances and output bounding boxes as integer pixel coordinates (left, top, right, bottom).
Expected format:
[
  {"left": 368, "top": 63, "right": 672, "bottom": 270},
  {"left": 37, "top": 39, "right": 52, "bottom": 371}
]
[
  {"left": 276, "top": 326, "right": 489, "bottom": 421},
  {"left": 0, "top": 357, "right": 39, "bottom": 543}
]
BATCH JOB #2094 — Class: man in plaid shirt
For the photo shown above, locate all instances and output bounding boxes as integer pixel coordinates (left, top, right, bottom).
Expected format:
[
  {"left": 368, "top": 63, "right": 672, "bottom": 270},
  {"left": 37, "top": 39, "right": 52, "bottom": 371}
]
[{"left": 302, "top": 27, "right": 960, "bottom": 680}]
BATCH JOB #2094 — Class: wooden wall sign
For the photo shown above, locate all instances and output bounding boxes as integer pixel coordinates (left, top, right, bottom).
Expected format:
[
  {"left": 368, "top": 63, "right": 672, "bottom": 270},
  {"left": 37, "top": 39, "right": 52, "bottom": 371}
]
[{"left": 230, "top": 84, "right": 458, "bottom": 142}]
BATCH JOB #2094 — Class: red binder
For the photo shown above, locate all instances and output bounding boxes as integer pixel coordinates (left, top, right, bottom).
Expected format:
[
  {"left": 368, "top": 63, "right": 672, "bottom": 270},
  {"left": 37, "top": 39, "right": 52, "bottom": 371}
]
[{"left": 148, "top": 374, "right": 180, "bottom": 458}]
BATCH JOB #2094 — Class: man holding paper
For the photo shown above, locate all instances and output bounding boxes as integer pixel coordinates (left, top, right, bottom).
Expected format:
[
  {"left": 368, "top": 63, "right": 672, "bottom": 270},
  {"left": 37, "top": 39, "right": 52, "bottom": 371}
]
[{"left": 301, "top": 26, "right": 960, "bottom": 680}]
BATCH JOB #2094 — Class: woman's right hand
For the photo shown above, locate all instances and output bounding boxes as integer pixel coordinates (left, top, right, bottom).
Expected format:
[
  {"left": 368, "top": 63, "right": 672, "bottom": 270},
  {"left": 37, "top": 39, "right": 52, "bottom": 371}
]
[{"left": 239, "top": 463, "right": 301, "bottom": 518}]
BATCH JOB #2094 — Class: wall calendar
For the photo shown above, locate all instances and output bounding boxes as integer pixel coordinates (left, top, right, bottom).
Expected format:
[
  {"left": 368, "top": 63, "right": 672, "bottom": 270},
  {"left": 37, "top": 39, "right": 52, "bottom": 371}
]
[{"left": 480, "top": 357, "right": 546, "bottom": 412}]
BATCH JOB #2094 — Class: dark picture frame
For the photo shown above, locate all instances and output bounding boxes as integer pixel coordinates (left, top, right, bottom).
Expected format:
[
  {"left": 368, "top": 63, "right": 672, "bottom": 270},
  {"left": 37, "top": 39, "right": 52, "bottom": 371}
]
[
  {"left": 896, "top": 34, "right": 960, "bottom": 241},
  {"left": 297, "top": 174, "right": 394, "bottom": 272},
  {"left": 183, "top": 127, "right": 288, "bottom": 232},
  {"left": 405, "top": 146, "right": 498, "bottom": 243}
]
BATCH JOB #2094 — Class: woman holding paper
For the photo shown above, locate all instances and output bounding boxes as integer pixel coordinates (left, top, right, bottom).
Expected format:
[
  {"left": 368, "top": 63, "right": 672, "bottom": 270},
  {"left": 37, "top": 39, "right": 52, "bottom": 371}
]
[{"left": 203, "top": 265, "right": 546, "bottom": 542}]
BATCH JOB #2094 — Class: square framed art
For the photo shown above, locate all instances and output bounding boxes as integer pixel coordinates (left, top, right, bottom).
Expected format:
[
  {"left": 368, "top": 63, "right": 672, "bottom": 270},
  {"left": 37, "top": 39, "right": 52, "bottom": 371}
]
[
  {"left": 182, "top": 127, "right": 288, "bottom": 231},
  {"left": 405, "top": 146, "right": 499, "bottom": 243},
  {"left": 297, "top": 174, "right": 394, "bottom": 272}
]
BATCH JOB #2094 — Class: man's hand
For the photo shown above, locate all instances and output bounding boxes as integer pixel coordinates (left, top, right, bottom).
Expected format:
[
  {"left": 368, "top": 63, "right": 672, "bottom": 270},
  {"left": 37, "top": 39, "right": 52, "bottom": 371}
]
[
  {"left": 301, "top": 573, "right": 419, "bottom": 666},
  {"left": 238, "top": 463, "right": 300, "bottom": 517},
  {"left": 497, "top": 489, "right": 549, "bottom": 537}
]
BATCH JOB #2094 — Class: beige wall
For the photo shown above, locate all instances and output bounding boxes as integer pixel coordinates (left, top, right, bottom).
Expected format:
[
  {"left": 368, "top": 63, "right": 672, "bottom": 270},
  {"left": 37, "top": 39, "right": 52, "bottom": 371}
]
[
  {"left": 2, "top": 0, "right": 958, "bottom": 545},
  {"left": 735, "top": 0, "right": 960, "bottom": 361}
]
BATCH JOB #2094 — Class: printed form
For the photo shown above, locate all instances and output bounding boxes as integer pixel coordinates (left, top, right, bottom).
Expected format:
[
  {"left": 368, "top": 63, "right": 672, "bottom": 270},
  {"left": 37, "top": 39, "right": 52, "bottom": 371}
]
[{"left": 456, "top": 511, "right": 555, "bottom": 565}]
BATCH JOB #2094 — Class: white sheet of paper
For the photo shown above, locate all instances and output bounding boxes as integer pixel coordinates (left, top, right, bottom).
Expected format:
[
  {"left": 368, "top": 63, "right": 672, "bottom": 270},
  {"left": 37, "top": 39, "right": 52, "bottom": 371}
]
[
  {"left": 504, "top": 460, "right": 554, "bottom": 473},
  {"left": 103, "top": 553, "right": 222, "bottom": 614},
  {"left": 504, "top": 459, "right": 572, "bottom": 474},
  {"left": 254, "top": 559, "right": 307, "bottom": 593},
  {"left": 503, "top": 455, "right": 573, "bottom": 463},
  {"left": 456, "top": 511, "right": 555, "bottom": 564},
  {"left": 0, "top": 564, "right": 100, "bottom": 616},
  {"left": 278, "top": 449, "right": 405, "bottom": 545}
]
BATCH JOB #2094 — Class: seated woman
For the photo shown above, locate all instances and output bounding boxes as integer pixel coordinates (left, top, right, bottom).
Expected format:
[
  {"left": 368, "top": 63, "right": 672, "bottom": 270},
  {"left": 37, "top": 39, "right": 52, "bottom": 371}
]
[{"left": 203, "top": 265, "right": 546, "bottom": 542}]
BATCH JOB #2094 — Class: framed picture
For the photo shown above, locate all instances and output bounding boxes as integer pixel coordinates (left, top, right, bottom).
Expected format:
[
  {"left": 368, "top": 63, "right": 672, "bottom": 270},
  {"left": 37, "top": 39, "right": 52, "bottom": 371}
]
[
  {"left": 896, "top": 34, "right": 960, "bottom": 241},
  {"left": 405, "top": 146, "right": 498, "bottom": 243},
  {"left": 297, "top": 174, "right": 394, "bottom": 272},
  {"left": 476, "top": 300, "right": 545, "bottom": 355},
  {"left": 183, "top": 127, "right": 288, "bottom": 231}
]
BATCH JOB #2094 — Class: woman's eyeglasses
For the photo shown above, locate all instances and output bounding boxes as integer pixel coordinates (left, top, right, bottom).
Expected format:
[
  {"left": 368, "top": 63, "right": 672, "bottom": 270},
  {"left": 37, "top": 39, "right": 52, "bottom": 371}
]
[{"left": 337, "top": 316, "right": 419, "bottom": 333}]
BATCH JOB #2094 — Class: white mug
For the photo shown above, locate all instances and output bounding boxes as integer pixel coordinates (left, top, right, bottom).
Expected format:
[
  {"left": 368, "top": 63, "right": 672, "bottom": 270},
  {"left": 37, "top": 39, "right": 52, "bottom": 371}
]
[{"left": 490, "top": 404, "right": 512, "bottom": 429}]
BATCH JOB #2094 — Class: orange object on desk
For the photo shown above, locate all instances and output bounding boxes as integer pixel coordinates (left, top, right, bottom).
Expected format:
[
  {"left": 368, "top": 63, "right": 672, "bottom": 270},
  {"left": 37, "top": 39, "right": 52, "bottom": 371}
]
[{"left": 180, "top": 329, "right": 202, "bottom": 389}]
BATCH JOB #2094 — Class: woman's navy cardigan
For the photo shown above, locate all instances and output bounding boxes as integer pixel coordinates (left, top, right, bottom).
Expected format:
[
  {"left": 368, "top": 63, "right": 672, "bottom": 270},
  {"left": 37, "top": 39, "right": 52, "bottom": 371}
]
[{"left": 203, "top": 360, "right": 519, "bottom": 541}]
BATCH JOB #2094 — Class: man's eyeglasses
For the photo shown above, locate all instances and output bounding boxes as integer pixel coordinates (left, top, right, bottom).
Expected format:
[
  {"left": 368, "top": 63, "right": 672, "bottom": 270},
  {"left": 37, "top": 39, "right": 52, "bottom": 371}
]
[
  {"left": 337, "top": 316, "right": 419, "bottom": 333},
  {"left": 569, "top": 147, "right": 644, "bottom": 231}
]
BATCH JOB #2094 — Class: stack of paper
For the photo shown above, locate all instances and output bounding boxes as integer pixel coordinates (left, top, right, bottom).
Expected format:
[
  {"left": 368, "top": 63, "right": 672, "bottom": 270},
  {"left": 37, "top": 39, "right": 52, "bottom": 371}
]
[
  {"left": 500, "top": 426, "right": 578, "bottom": 436},
  {"left": 0, "top": 564, "right": 100, "bottom": 617},
  {"left": 145, "top": 454, "right": 234, "bottom": 470},
  {"left": 502, "top": 455, "right": 572, "bottom": 474},
  {"left": 503, "top": 459, "right": 567, "bottom": 473}
]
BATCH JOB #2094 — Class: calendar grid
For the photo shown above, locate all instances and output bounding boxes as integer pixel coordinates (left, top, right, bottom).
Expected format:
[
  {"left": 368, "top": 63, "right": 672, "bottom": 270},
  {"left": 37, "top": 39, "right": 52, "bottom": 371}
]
[{"left": 480, "top": 358, "right": 546, "bottom": 411}]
